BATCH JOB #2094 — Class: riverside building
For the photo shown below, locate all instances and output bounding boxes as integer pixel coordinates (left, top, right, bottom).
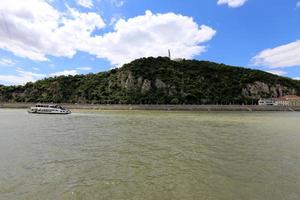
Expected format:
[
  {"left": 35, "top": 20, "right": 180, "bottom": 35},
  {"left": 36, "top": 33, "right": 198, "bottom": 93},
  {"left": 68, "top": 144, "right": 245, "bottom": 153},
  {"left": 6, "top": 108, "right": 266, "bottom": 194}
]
[{"left": 259, "top": 95, "right": 300, "bottom": 106}]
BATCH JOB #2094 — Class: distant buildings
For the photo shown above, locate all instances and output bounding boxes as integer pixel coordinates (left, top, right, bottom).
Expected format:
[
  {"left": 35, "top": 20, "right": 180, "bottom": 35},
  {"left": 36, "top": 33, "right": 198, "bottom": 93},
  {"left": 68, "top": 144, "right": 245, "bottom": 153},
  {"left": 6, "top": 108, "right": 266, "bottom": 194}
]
[
  {"left": 273, "top": 97, "right": 289, "bottom": 106},
  {"left": 259, "top": 95, "right": 300, "bottom": 106},
  {"left": 173, "top": 58, "right": 184, "bottom": 62}
]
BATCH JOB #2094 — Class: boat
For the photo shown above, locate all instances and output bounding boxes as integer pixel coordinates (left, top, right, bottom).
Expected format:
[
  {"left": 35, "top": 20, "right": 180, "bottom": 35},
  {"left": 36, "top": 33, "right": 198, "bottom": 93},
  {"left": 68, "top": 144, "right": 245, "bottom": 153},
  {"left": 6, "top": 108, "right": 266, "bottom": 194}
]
[
  {"left": 258, "top": 98, "right": 275, "bottom": 106},
  {"left": 28, "top": 104, "right": 71, "bottom": 114}
]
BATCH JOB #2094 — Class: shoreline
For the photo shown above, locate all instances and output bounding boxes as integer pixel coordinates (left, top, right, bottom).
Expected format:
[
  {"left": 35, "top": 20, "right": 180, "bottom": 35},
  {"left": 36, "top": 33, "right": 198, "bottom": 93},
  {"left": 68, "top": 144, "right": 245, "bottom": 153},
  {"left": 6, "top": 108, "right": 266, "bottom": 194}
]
[{"left": 1, "top": 103, "right": 300, "bottom": 112}]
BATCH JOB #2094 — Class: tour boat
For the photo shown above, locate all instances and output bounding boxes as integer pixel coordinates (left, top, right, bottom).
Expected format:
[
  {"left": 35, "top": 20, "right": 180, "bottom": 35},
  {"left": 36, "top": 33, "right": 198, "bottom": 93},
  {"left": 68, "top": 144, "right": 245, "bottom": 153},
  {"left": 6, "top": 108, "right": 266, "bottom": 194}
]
[{"left": 28, "top": 104, "right": 71, "bottom": 114}]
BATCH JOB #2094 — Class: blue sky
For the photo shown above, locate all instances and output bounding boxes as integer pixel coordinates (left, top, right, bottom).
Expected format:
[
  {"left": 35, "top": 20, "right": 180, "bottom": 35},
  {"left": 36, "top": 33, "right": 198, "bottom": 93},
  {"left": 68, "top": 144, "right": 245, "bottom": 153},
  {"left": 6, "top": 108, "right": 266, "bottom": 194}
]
[{"left": 0, "top": 0, "right": 300, "bottom": 85}]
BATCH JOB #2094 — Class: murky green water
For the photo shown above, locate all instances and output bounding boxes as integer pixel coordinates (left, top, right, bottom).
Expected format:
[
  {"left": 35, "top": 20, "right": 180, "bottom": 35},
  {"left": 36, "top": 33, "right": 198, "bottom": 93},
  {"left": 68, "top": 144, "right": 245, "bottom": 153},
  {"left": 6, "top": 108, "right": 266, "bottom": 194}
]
[{"left": 0, "top": 109, "right": 300, "bottom": 200}]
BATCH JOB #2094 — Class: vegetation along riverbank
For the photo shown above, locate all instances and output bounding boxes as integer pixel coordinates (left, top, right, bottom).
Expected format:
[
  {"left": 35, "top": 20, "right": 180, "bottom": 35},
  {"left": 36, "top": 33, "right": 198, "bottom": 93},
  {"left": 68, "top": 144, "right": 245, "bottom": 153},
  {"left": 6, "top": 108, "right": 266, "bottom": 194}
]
[
  {"left": 1, "top": 57, "right": 300, "bottom": 105},
  {"left": 1, "top": 103, "right": 300, "bottom": 112}
]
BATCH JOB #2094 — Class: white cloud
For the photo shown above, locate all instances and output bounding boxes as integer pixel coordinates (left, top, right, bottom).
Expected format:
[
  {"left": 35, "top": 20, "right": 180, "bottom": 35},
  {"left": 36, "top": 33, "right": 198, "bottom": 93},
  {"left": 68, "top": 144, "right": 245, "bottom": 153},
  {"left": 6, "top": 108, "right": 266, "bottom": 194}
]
[
  {"left": 76, "top": 67, "right": 92, "bottom": 70},
  {"left": 0, "top": 68, "right": 45, "bottom": 85},
  {"left": 0, "top": 1, "right": 215, "bottom": 67},
  {"left": 293, "top": 77, "right": 300, "bottom": 80},
  {"left": 49, "top": 70, "right": 79, "bottom": 77},
  {"left": 266, "top": 70, "right": 287, "bottom": 76},
  {"left": 252, "top": 40, "right": 300, "bottom": 68},
  {"left": 297, "top": 1, "right": 300, "bottom": 8},
  {"left": 76, "top": 0, "right": 93, "bottom": 8},
  {"left": 0, "top": 0, "right": 105, "bottom": 61},
  {"left": 84, "top": 10, "right": 216, "bottom": 65},
  {"left": 109, "top": 16, "right": 118, "bottom": 26},
  {"left": 0, "top": 68, "right": 82, "bottom": 85},
  {"left": 112, "top": 0, "right": 125, "bottom": 7},
  {"left": 0, "top": 58, "right": 15, "bottom": 66},
  {"left": 217, "top": 0, "right": 247, "bottom": 8}
]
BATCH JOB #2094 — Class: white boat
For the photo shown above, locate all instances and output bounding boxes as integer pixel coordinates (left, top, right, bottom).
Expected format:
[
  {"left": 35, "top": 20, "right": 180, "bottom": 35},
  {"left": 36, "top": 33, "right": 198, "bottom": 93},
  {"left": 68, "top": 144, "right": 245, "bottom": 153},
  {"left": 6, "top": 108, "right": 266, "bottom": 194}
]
[
  {"left": 28, "top": 104, "right": 71, "bottom": 114},
  {"left": 258, "top": 98, "right": 275, "bottom": 106}
]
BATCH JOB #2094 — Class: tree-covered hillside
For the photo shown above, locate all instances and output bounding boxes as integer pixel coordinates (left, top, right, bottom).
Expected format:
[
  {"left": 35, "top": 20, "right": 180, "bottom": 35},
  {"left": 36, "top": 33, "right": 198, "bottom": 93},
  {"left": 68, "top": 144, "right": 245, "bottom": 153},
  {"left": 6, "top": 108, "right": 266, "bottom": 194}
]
[{"left": 1, "top": 57, "right": 300, "bottom": 104}]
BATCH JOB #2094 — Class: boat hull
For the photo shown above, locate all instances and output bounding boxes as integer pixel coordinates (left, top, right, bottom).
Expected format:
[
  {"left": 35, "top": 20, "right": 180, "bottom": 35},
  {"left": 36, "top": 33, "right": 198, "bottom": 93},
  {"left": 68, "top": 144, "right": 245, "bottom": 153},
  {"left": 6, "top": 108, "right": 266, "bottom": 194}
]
[{"left": 27, "top": 110, "right": 71, "bottom": 114}]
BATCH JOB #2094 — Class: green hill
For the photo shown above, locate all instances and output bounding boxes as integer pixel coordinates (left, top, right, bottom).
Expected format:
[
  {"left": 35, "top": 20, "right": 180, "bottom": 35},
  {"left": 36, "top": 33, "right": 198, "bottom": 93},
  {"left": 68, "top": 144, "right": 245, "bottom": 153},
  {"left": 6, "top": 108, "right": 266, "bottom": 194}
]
[{"left": 1, "top": 57, "right": 300, "bottom": 104}]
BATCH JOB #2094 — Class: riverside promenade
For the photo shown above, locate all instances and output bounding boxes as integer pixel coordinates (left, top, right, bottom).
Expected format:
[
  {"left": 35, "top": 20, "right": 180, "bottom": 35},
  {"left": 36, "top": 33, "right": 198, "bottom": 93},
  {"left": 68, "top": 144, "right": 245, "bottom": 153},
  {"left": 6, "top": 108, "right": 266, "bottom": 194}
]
[{"left": 1, "top": 103, "right": 300, "bottom": 111}]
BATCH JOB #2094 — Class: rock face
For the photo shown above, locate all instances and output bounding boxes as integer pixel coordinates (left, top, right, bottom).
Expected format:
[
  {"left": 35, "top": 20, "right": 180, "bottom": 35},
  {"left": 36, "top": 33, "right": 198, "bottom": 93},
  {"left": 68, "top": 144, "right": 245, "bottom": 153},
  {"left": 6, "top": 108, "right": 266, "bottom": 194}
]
[
  {"left": 124, "top": 72, "right": 135, "bottom": 90},
  {"left": 120, "top": 72, "right": 298, "bottom": 101},
  {"left": 242, "top": 81, "right": 296, "bottom": 98},
  {"left": 155, "top": 79, "right": 166, "bottom": 89},
  {"left": 121, "top": 72, "right": 169, "bottom": 94},
  {"left": 141, "top": 79, "right": 152, "bottom": 93}
]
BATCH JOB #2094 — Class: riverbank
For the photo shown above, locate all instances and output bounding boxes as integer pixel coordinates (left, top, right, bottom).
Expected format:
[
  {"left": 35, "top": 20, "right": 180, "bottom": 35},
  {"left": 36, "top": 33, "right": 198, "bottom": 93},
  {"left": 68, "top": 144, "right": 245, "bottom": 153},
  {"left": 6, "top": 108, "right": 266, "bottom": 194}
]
[{"left": 1, "top": 103, "right": 300, "bottom": 111}]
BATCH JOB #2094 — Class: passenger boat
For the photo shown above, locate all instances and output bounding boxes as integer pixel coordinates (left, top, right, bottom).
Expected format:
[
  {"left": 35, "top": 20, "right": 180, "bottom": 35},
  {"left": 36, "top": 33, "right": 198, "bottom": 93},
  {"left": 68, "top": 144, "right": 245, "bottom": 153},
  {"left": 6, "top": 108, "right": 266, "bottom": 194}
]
[{"left": 28, "top": 104, "right": 71, "bottom": 114}]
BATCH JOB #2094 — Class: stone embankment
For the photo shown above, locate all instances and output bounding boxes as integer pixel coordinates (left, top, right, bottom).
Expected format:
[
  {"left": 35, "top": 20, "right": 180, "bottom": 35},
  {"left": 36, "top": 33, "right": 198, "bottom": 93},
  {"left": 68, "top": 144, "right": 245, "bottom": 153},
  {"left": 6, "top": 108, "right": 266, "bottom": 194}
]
[{"left": 1, "top": 103, "right": 300, "bottom": 111}]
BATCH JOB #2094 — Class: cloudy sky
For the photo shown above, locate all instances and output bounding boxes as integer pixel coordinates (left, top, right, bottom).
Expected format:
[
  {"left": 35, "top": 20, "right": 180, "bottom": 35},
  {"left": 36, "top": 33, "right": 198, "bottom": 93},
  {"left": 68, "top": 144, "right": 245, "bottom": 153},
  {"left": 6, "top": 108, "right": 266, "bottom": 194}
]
[{"left": 0, "top": 0, "right": 300, "bottom": 85}]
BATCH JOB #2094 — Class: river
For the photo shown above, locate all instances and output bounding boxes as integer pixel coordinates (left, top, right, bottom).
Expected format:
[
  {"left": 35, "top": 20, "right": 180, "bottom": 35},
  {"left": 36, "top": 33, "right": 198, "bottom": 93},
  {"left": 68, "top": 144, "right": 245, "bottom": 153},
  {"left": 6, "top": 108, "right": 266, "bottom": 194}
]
[{"left": 0, "top": 109, "right": 300, "bottom": 200}]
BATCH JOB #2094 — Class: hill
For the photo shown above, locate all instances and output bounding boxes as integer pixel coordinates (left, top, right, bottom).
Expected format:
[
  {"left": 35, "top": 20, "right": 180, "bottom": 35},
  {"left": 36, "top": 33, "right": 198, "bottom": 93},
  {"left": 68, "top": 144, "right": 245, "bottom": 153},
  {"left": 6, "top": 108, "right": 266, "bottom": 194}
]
[{"left": 1, "top": 57, "right": 300, "bottom": 104}]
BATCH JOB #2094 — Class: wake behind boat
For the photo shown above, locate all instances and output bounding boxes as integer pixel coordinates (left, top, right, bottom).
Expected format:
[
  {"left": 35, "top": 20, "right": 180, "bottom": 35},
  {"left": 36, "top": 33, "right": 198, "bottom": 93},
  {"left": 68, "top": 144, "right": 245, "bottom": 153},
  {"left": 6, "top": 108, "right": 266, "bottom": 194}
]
[{"left": 28, "top": 104, "right": 71, "bottom": 114}]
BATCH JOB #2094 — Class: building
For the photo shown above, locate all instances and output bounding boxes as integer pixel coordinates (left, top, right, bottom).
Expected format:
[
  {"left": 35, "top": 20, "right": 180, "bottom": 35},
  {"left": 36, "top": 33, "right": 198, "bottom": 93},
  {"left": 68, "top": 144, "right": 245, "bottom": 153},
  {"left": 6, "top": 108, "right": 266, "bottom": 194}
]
[
  {"left": 173, "top": 58, "right": 184, "bottom": 62},
  {"left": 273, "top": 97, "right": 289, "bottom": 106},
  {"left": 259, "top": 95, "right": 300, "bottom": 106},
  {"left": 281, "top": 95, "right": 300, "bottom": 106}
]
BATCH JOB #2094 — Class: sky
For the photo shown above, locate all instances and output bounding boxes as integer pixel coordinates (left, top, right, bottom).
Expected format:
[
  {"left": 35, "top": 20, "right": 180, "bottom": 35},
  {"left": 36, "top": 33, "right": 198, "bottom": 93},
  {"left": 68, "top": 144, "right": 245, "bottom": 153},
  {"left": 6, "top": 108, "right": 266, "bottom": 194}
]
[{"left": 0, "top": 0, "right": 300, "bottom": 85}]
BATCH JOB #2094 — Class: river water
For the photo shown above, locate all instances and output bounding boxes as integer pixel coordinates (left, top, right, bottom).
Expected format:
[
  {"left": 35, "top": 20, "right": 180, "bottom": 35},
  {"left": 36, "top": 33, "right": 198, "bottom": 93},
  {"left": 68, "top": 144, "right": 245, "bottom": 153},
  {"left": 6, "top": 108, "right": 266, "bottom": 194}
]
[{"left": 0, "top": 109, "right": 300, "bottom": 200}]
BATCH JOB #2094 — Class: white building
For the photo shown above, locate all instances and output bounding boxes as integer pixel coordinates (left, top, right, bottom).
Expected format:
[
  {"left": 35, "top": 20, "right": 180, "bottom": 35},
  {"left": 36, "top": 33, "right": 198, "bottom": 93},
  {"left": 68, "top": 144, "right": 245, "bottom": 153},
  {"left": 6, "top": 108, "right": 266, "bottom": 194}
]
[
  {"left": 273, "top": 98, "right": 289, "bottom": 106},
  {"left": 258, "top": 95, "right": 300, "bottom": 106}
]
